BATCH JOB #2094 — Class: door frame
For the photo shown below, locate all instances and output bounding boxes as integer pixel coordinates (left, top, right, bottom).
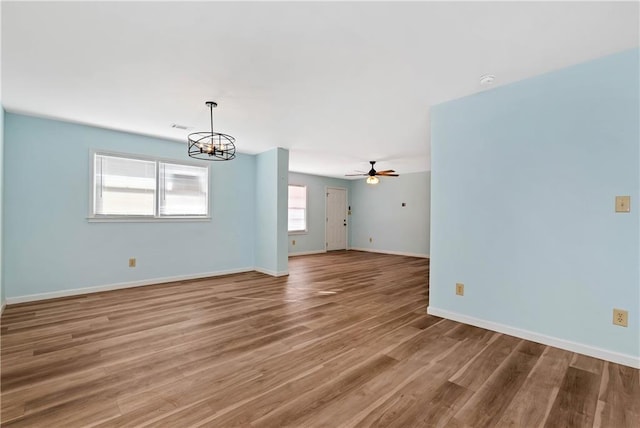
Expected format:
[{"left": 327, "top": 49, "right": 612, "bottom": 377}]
[{"left": 325, "top": 186, "right": 349, "bottom": 251}]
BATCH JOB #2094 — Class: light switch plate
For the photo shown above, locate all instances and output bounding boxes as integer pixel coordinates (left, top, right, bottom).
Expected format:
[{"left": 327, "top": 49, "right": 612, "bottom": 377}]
[{"left": 615, "top": 196, "right": 630, "bottom": 213}]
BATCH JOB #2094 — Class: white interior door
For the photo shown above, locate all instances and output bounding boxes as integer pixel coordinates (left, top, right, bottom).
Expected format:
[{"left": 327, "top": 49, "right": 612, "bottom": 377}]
[{"left": 326, "top": 187, "right": 347, "bottom": 251}]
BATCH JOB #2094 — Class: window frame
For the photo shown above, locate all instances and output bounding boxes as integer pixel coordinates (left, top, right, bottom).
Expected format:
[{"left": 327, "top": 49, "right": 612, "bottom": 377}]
[
  {"left": 288, "top": 184, "right": 308, "bottom": 234},
  {"left": 88, "top": 150, "right": 211, "bottom": 222}
]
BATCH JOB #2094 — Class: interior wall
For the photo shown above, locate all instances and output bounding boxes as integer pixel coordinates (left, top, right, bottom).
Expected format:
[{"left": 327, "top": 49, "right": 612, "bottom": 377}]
[
  {"left": 276, "top": 148, "right": 289, "bottom": 273},
  {"left": 3, "top": 113, "right": 257, "bottom": 300},
  {"left": 350, "top": 171, "right": 430, "bottom": 257},
  {"left": 0, "top": 108, "right": 4, "bottom": 311},
  {"left": 429, "top": 48, "right": 639, "bottom": 364},
  {"left": 287, "top": 172, "right": 352, "bottom": 255},
  {"left": 0, "top": 2, "right": 4, "bottom": 310},
  {"left": 255, "top": 147, "right": 289, "bottom": 276}
]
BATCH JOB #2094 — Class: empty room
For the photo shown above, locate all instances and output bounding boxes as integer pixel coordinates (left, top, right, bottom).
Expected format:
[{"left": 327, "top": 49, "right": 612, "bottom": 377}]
[{"left": 1, "top": 1, "right": 639, "bottom": 427}]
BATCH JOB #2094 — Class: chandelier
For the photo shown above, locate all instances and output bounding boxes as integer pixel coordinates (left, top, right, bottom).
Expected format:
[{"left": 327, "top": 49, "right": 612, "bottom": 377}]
[{"left": 188, "top": 101, "right": 236, "bottom": 161}]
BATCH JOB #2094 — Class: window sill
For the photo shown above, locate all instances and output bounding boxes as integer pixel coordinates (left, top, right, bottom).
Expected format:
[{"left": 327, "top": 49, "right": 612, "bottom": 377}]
[
  {"left": 288, "top": 230, "right": 308, "bottom": 235},
  {"left": 88, "top": 216, "right": 211, "bottom": 223}
]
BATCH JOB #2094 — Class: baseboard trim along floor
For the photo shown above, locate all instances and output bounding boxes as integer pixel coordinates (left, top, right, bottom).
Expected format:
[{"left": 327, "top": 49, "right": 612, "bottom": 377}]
[
  {"left": 427, "top": 306, "right": 640, "bottom": 369},
  {"left": 349, "top": 247, "right": 429, "bottom": 258},
  {"left": 5, "top": 267, "right": 257, "bottom": 304}
]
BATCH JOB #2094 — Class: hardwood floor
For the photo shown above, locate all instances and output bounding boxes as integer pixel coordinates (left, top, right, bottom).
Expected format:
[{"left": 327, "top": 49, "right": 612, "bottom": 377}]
[{"left": 1, "top": 251, "right": 638, "bottom": 427}]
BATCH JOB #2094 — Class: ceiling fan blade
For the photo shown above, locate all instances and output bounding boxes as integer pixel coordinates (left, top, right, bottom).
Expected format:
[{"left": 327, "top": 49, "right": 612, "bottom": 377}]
[{"left": 347, "top": 161, "right": 398, "bottom": 178}]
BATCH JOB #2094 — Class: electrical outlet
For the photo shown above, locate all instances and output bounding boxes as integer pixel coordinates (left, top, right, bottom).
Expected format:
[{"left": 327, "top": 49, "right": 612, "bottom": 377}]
[
  {"left": 456, "top": 283, "right": 464, "bottom": 296},
  {"left": 129, "top": 258, "right": 136, "bottom": 268},
  {"left": 615, "top": 196, "right": 630, "bottom": 213},
  {"left": 613, "top": 308, "right": 628, "bottom": 327},
  {"left": 369, "top": 237, "right": 373, "bottom": 243},
  {"left": 292, "top": 239, "right": 296, "bottom": 246}
]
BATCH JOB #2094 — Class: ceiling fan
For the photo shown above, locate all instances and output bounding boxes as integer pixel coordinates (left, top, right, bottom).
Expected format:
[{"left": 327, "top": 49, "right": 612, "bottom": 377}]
[{"left": 346, "top": 161, "right": 399, "bottom": 184}]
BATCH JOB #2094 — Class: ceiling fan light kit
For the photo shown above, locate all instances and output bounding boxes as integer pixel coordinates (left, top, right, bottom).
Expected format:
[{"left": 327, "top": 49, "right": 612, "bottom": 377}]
[
  {"left": 188, "top": 101, "right": 236, "bottom": 161},
  {"left": 366, "top": 176, "right": 380, "bottom": 185},
  {"left": 346, "top": 161, "right": 399, "bottom": 184}
]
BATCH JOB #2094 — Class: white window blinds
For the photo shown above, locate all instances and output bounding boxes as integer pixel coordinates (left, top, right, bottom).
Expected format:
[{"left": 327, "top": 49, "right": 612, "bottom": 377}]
[
  {"left": 159, "top": 162, "right": 208, "bottom": 216},
  {"left": 91, "top": 152, "right": 210, "bottom": 219},
  {"left": 288, "top": 185, "right": 307, "bottom": 232},
  {"left": 94, "top": 154, "right": 156, "bottom": 216}
]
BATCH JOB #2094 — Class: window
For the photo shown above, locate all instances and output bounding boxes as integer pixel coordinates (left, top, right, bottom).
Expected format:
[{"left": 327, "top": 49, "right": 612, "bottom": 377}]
[
  {"left": 288, "top": 185, "right": 307, "bottom": 232},
  {"left": 159, "top": 162, "right": 209, "bottom": 216},
  {"left": 91, "top": 152, "right": 209, "bottom": 219}
]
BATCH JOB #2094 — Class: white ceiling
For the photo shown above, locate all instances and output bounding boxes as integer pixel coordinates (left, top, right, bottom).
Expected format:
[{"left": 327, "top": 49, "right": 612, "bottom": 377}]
[{"left": 2, "top": 1, "right": 638, "bottom": 178}]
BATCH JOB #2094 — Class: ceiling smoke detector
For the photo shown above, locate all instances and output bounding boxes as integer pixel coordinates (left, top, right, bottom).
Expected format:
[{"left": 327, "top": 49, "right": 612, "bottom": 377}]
[{"left": 479, "top": 74, "right": 496, "bottom": 86}]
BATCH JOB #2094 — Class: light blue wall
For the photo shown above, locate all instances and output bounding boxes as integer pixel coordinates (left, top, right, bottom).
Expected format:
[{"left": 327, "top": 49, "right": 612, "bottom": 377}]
[
  {"left": 276, "top": 148, "right": 289, "bottom": 273},
  {"left": 430, "top": 49, "right": 639, "bottom": 359},
  {"left": 255, "top": 149, "right": 277, "bottom": 272},
  {"left": 0, "top": 2, "right": 4, "bottom": 308},
  {"left": 350, "top": 171, "right": 430, "bottom": 257},
  {"left": 0, "top": 109, "right": 4, "bottom": 309},
  {"left": 288, "top": 172, "right": 351, "bottom": 255},
  {"left": 3, "top": 113, "right": 257, "bottom": 298},
  {"left": 255, "top": 147, "right": 289, "bottom": 275}
]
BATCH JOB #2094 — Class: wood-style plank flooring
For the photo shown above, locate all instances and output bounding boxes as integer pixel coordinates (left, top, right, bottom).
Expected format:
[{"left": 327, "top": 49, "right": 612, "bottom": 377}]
[{"left": 1, "top": 251, "right": 638, "bottom": 427}]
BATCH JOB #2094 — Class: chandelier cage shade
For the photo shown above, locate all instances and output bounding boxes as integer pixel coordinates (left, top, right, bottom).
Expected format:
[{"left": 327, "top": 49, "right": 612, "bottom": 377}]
[{"left": 188, "top": 101, "right": 236, "bottom": 161}]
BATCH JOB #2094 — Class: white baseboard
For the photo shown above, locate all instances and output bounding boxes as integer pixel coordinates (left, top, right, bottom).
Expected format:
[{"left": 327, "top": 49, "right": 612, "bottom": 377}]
[
  {"left": 5, "top": 267, "right": 255, "bottom": 305},
  {"left": 350, "top": 247, "right": 429, "bottom": 259},
  {"left": 254, "top": 267, "right": 289, "bottom": 277},
  {"left": 427, "top": 306, "right": 640, "bottom": 369},
  {"left": 289, "top": 250, "right": 327, "bottom": 257}
]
